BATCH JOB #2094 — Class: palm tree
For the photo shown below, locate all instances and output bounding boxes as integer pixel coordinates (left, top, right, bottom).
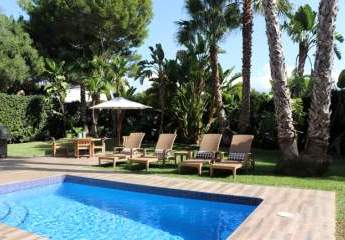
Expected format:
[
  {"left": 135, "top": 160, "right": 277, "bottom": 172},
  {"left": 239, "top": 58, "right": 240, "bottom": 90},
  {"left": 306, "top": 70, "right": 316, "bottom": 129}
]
[
  {"left": 86, "top": 56, "right": 108, "bottom": 137},
  {"left": 262, "top": 0, "right": 299, "bottom": 169},
  {"left": 174, "top": 35, "right": 211, "bottom": 142},
  {"left": 106, "top": 55, "right": 131, "bottom": 145},
  {"left": 136, "top": 43, "right": 168, "bottom": 133},
  {"left": 283, "top": 4, "right": 343, "bottom": 77},
  {"left": 239, "top": 0, "right": 291, "bottom": 133},
  {"left": 301, "top": 0, "right": 339, "bottom": 175},
  {"left": 238, "top": 0, "right": 253, "bottom": 133},
  {"left": 88, "top": 54, "right": 130, "bottom": 142},
  {"left": 176, "top": 0, "right": 241, "bottom": 129},
  {"left": 86, "top": 76, "right": 104, "bottom": 137},
  {"left": 287, "top": 73, "right": 311, "bottom": 98}
]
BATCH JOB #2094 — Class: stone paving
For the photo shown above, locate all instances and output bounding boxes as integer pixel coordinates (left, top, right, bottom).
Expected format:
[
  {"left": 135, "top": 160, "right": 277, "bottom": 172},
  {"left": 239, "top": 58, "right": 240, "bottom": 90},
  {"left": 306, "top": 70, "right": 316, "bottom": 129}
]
[{"left": 0, "top": 157, "right": 336, "bottom": 240}]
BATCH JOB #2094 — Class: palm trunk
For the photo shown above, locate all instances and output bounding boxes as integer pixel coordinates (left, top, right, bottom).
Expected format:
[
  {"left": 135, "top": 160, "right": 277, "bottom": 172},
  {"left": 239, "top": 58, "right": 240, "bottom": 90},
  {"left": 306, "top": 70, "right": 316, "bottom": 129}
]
[
  {"left": 301, "top": 0, "right": 338, "bottom": 175},
  {"left": 210, "top": 44, "right": 225, "bottom": 129},
  {"left": 263, "top": 0, "right": 299, "bottom": 171},
  {"left": 80, "top": 83, "right": 88, "bottom": 133},
  {"left": 59, "top": 99, "right": 66, "bottom": 137},
  {"left": 91, "top": 100, "right": 97, "bottom": 137},
  {"left": 239, "top": 0, "right": 253, "bottom": 133},
  {"left": 91, "top": 94, "right": 100, "bottom": 137},
  {"left": 297, "top": 41, "right": 308, "bottom": 76}
]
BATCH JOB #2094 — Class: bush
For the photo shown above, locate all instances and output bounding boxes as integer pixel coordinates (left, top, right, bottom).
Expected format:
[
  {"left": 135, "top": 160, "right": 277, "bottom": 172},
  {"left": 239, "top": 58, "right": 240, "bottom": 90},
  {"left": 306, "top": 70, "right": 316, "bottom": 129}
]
[{"left": 0, "top": 93, "right": 48, "bottom": 142}]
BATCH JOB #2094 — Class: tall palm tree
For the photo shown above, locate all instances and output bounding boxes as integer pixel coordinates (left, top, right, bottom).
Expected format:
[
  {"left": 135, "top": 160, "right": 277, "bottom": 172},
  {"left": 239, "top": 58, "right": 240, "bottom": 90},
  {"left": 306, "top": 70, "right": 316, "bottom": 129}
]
[
  {"left": 239, "top": 0, "right": 291, "bottom": 133},
  {"left": 238, "top": 0, "right": 253, "bottom": 133},
  {"left": 137, "top": 43, "right": 168, "bottom": 133},
  {"left": 262, "top": 0, "right": 299, "bottom": 169},
  {"left": 176, "top": 0, "right": 241, "bottom": 129},
  {"left": 301, "top": 0, "right": 339, "bottom": 175},
  {"left": 283, "top": 4, "right": 343, "bottom": 77}
]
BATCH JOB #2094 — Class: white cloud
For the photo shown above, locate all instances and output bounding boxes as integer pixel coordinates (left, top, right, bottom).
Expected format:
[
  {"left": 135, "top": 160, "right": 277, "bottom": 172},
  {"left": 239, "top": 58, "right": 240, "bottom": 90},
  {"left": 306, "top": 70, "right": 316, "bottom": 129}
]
[{"left": 251, "top": 63, "right": 294, "bottom": 92}]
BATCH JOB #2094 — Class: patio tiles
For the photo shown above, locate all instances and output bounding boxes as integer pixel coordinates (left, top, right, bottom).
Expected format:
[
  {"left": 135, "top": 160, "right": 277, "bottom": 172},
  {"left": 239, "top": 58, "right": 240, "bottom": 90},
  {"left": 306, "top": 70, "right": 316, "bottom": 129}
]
[{"left": 0, "top": 156, "right": 336, "bottom": 240}]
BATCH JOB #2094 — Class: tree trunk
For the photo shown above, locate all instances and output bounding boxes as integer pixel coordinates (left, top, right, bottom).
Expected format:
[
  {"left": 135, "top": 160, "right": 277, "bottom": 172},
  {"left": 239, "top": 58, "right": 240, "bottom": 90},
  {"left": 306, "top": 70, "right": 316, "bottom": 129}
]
[
  {"left": 91, "top": 101, "right": 97, "bottom": 137},
  {"left": 239, "top": 0, "right": 253, "bottom": 133},
  {"left": 297, "top": 41, "right": 309, "bottom": 76},
  {"left": 91, "top": 95, "right": 100, "bottom": 137},
  {"left": 210, "top": 44, "right": 225, "bottom": 129},
  {"left": 263, "top": 0, "right": 299, "bottom": 171},
  {"left": 301, "top": 0, "right": 338, "bottom": 175},
  {"left": 80, "top": 83, "right": 88, "bottom": 133}
]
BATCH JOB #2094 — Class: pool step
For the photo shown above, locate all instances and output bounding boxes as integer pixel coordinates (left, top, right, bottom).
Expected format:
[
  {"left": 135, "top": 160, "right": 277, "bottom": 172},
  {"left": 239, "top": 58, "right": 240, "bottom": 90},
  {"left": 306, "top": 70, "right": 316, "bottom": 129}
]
[
  {"left": 0, "top": 202, "right": 11, "bottom": 221},
  {"left": 0, "top": 202, "right": 29, "bottom": 227}
]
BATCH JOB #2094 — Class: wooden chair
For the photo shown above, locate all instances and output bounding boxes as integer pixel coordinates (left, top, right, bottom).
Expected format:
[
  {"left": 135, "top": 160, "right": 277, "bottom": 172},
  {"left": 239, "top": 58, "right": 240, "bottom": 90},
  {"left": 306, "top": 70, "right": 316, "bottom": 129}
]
[
  {"left": 128, "top": 133, "right": 177, "bottom": 171},
  {"left": 74, "top": 138, "right": 92, "bottom": 158},
  {"left": 52, "top": 139, "right": 68, "bottom": 157},
  {"left": 210, "top": 135, "right": 254, "bottom": 179},
  {"left": 93, "top": 138, "right": 106, "bottom": 155},
  {"left": 179, "top": 134, "right": 222, "bottom": 175}
]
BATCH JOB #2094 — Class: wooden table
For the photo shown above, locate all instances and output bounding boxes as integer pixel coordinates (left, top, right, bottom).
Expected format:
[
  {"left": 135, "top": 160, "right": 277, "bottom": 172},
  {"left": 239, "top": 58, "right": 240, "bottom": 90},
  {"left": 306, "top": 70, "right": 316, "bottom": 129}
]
[{"left": 73, "top": 138, "right": 104, "bottom": 158}]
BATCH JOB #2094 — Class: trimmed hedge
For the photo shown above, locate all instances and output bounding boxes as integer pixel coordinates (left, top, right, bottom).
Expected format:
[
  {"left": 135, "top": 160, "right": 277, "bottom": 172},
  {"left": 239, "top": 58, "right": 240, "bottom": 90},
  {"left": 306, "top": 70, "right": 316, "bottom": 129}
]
[{"left": 0, "top": 93, "right": 48, "bottom": 142}]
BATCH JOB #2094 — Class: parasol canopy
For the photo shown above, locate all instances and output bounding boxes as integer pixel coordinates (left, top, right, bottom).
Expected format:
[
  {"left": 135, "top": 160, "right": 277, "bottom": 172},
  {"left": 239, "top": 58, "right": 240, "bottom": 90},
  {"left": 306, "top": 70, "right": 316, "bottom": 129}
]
[{"left": 90, "top": 97, "right": 152, "bottom": 110}]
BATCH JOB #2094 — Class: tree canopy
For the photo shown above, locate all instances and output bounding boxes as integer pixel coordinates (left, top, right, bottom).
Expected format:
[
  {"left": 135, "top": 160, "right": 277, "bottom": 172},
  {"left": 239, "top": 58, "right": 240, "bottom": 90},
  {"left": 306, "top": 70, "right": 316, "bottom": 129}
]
[
  {"left": 20, "top": 0, "right": 153, "bottom": 60},
  {"left": 0, "top": 14, "right": 44, "bottom": 91}
]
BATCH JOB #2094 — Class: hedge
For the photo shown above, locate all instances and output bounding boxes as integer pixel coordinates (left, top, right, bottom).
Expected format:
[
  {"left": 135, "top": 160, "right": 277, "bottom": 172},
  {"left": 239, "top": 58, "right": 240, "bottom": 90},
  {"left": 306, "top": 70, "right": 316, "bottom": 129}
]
[{"left": 0, "top": 93, "right": 48, "bottom": 142}]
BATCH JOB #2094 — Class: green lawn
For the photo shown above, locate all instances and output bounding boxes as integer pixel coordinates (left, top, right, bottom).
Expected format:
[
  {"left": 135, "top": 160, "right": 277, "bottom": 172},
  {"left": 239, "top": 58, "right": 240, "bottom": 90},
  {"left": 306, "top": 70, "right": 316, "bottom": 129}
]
[
  {"left": 8, "top": 141, "right": 53, "bottom": 157},
  {"left": 7, "top": 141, "right": 345, "bottom": 239}
]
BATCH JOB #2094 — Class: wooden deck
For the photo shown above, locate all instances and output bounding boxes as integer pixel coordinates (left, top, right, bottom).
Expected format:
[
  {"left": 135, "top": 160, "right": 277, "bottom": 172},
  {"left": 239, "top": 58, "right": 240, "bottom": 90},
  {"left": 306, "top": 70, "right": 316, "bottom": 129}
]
[{"left": 0, "top": 157, "right": 336, "bottom": 240}]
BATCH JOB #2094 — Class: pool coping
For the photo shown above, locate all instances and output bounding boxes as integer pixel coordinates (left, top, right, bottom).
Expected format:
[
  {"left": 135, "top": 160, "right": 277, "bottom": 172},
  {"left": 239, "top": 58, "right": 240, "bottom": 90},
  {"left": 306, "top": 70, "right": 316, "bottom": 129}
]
[{"left": 0, "top": 171, "right": 336, "bottom": 240}]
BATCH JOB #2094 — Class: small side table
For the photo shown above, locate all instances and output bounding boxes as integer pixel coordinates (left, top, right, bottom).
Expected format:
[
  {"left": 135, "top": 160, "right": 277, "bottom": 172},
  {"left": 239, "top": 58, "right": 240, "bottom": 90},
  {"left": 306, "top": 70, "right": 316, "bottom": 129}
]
[{"left": 174, "top": 151, "right": 192, "bottom": 164}]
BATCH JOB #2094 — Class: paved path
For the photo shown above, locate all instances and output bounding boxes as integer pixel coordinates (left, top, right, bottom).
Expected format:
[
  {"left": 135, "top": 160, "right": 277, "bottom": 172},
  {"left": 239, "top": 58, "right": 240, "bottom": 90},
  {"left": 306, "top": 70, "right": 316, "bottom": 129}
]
[{"left": 0, "top": 157, "right": 336, "bottom": 240}]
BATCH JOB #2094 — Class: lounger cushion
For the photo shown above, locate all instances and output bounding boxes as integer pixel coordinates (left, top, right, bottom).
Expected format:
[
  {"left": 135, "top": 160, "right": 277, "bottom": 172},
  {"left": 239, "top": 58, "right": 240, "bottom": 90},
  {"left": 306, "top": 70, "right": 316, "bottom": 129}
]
[
  {"left": 121, "top": 148, "right": 132, "bottom": 155},
  {"left": 155, "top": 149, "right": 165, "bottom": 160},
  {"left": 195, "top": 151, "right": 214, "bottom": 160},
  {"left": 229, "top": 152, "right": 246, "bottom": 161}
]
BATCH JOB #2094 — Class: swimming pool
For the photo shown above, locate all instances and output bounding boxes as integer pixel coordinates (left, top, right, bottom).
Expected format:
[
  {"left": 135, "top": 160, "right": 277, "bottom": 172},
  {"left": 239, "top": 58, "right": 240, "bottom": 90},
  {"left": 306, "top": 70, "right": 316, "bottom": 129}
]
[{"left": 0, "top": 176, "right": 260, "bottom": 240}]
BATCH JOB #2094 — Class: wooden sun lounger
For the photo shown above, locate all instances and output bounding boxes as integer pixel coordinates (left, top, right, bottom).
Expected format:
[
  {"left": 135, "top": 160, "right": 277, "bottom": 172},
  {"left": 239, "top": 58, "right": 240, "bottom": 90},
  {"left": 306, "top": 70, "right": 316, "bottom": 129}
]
[
  {"left": 128, "top": 133, "right": 177, "bottom": 171},
  {"left": 210, "top": 135, "right": 254, "bottom": 178},
  {"left": 98, "top": 132, "right": 145, "bottom": 167},
  {"left": 179, "top": 134, "right": 222, "bottom": 175}
]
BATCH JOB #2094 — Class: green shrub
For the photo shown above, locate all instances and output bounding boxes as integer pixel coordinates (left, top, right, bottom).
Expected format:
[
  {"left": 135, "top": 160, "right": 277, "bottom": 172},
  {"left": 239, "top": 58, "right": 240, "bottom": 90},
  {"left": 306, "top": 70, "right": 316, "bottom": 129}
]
[{"left": 0, "top": 93, "right": 48, "bottom": 142}]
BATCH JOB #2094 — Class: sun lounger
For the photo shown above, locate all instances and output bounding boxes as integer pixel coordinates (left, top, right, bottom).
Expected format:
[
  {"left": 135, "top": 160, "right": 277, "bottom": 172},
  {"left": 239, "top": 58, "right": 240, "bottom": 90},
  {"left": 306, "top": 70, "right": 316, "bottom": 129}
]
[
  {"left": 98, "top": 132, "right": 145, "bottom": 167},
  {"left": 128, "top": 133, "right": 177, "bottom": 171},
  {"left": 210, "top": 134, "right": 254, "bottom": 178},
  {"left": 179, "top": 134, "right": 222, "bottom": 175}
]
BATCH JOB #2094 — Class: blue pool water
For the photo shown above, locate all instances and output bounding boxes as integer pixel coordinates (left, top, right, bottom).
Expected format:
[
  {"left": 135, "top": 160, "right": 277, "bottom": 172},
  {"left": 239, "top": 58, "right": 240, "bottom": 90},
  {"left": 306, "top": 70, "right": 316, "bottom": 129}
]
[{"left": 0, "top": 180, "right": 257, "bottom": 240}]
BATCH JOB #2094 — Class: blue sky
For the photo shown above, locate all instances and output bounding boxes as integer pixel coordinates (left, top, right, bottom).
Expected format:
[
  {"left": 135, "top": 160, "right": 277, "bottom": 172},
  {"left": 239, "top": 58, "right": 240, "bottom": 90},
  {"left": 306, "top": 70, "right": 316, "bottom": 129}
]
[{"left": 1, "top": 0, "right": 344, "bottom": 92}]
